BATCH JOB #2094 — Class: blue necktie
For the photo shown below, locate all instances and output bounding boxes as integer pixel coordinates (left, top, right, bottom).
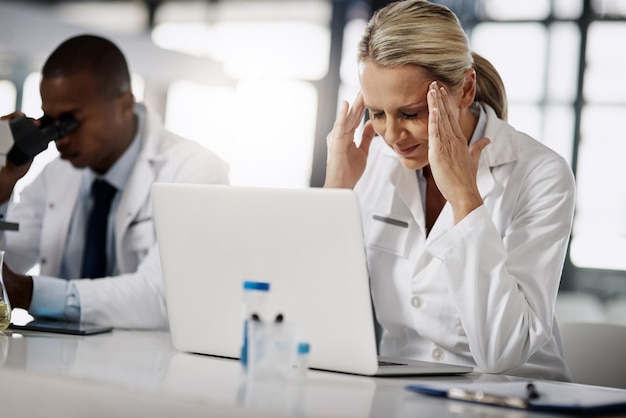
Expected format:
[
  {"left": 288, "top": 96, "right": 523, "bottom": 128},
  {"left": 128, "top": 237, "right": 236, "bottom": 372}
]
[{"left": 81, "top": 179, "right": 117, "bottom": 278}]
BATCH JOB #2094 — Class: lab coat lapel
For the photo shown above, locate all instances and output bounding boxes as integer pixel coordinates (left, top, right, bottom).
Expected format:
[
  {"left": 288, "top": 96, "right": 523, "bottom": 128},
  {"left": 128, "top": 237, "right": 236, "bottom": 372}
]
[
  {"left": 383, "top": 147, "right": 425, "bottom": 230},
  {"left": 114, "top": 114, "right": 162, "bottom": 259},
  {"left": 43, "top": 171, "right": 82, "bottom": 274},
  {"left": 425, "top": 155, "right": 494, "bottom": 240},
  {"left": 115, "top": 157, "right": 154, "bottom": 237},
  {"left": 426, "top": 141, "right": 499, "bottom": 242},
  {"left": 476, "top": 104, "right": 520, "bottom": 196},
  {"left": 476, "top": 155, "right": 495, "bottom": 200},
  {"left": 423, "top": 166, "right": 493, "bottom": 245}
]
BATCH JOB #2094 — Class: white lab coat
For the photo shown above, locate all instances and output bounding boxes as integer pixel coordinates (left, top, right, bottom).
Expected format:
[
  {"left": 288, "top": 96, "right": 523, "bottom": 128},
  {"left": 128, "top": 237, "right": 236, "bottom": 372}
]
[
  {"left": 1, "top": 104, "right": 229, "bottom": 329},
  {"left": 355, "top": 104, "right": 575, "bottom": 381}
]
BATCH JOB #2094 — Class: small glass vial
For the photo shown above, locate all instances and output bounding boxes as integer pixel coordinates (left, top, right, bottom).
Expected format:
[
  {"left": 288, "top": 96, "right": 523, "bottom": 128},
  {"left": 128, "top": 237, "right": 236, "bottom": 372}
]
[
  {"left": 240, "top": 280, "right": 270, "bottom": 370},
  {"left": 0, "top": 251, "right": 11, "bottom": 332},
  {"left": 295, "top": 342, "right": 310, "bottom": 379}
]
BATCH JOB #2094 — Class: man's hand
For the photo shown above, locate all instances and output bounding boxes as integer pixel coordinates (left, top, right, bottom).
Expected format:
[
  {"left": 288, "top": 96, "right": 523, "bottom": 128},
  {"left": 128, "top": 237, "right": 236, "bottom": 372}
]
[{"left": 2, "top": 262, "right": 33, "bottom": 309}]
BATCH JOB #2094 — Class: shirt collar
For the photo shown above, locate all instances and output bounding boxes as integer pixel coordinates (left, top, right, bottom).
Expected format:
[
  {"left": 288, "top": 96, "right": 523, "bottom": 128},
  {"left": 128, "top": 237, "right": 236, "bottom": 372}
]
[
  {"left": 84, "top": 104, "right": 144, "bottom": 191},
  {"left": 468, "top": 102, "right": 488, "bottom": 146}
]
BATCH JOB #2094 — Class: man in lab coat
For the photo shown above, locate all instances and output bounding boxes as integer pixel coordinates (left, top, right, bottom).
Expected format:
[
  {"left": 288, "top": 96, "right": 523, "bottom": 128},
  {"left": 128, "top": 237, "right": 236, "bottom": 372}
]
[{"left": 0, "top": 34, "right": 229, "bottom": 329}]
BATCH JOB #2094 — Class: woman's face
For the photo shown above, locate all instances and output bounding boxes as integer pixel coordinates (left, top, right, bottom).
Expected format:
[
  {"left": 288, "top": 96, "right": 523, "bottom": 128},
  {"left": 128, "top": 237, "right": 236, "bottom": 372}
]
[{"left": 359, "top": 61, "right": 463, "bottom": 170}]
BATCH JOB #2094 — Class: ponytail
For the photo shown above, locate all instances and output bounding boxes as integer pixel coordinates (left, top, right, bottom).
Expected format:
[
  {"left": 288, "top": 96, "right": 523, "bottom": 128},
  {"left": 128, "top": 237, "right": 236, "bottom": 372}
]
[{"left": 472, "top": 52, "right": 508, "bottom": 121}]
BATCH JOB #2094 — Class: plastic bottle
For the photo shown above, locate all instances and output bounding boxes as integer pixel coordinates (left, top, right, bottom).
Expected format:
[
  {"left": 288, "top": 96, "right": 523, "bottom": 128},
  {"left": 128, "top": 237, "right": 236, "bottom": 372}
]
[
  {"left": 240, "top": 280, "right": 270, "bottom": 369},
  {"left": 295, "top": 342, "right": 310, "bottom": 379}
]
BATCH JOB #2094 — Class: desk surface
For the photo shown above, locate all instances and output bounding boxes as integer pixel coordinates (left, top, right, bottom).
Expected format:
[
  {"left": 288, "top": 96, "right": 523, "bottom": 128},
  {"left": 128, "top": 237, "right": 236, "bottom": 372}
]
[{"left": 0, "top": 328, "right": 581, "bottom": 418}]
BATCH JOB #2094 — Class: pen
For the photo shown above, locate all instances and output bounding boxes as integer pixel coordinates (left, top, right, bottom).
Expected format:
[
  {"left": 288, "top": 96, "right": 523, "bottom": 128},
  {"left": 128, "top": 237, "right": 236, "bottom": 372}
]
[{"left": 447, "top": 387, "right": 529, "bottom": 409}]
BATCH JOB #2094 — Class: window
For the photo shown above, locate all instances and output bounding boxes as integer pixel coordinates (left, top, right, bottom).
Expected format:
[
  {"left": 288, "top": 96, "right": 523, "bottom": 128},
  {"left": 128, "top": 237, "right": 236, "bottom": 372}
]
[
  {"left": 467, "top": 0, "right": 626, "bottom": 296},
  {"left": 165, "top": 79, "right": 318, "bottom": 187},
  {"left": 153, "top": 0, "right": 330, "bottom": 188},
  {"left": 571, "top": 21, "right": 626, "bottom": 270},
  {"left": 0, "top": 80, "right": 17, "bottom": 116}
]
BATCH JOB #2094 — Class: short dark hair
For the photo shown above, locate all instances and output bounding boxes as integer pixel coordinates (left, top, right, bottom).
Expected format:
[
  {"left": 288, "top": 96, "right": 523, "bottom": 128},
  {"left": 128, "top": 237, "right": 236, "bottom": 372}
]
[{"left": 42, "top": 34, "right": 131, "bottom": 98}]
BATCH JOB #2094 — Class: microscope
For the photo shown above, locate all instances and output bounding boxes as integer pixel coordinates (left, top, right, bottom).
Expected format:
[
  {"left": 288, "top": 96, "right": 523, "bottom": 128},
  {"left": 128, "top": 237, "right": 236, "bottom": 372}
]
[
  {"left": 0, "top": 114, "right": 79, "bottom": 230},
  {"left": 0, "top": 114, "right": 79, "bottom": 167}
]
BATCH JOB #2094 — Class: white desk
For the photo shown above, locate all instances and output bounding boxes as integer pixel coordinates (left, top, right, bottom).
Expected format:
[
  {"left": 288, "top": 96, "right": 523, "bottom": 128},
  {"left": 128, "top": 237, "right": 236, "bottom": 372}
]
[{"left": 0, "top": 329, "right": 561, "bottom": 417}]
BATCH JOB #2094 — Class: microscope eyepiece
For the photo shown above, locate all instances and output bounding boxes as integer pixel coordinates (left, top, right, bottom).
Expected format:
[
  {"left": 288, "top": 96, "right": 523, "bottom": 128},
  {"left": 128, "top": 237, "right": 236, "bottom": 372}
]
[
  {"left": 3, "top": 113, "right": 79, "bottom": 166},
  {"left": 39, "top": 113, "right": 79, "bottom": 142}
]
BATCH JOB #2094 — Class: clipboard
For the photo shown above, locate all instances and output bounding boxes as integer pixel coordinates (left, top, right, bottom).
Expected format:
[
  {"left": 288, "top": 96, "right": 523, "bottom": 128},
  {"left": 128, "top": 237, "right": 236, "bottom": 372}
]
[{"left": 406, "top": 381, "right": 626, "bottom": 415}]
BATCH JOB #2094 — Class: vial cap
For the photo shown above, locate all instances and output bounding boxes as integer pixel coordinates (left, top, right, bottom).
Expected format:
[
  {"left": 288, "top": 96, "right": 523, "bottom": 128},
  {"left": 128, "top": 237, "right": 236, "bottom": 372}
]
[
  {"left": 297, "top": 342, "right": 310, "bottom": 354},
  {"left": 243, "top": 281, "right": 270, "bottom": 291}
]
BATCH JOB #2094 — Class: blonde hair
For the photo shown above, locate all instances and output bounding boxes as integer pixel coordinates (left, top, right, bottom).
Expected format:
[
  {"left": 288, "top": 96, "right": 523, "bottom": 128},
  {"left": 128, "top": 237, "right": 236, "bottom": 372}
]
[{"left": 358, "top": 0, "right": 507, "bottom": 120}]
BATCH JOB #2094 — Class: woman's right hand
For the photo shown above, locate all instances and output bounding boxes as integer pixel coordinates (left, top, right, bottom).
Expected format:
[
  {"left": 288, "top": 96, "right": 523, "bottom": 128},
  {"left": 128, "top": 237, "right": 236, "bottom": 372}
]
[{"left": 324, "top": 92, "right": 376, "bottom": 189}]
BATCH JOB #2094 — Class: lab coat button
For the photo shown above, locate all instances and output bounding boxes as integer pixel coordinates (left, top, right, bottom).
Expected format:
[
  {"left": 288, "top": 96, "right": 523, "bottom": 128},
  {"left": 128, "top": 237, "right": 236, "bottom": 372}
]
[
  {"left": 40, "top": 258, "right": 47, "bottom": 265},
  {"left": 432, "top": 347, "right": 444, "bottom": 361},
  {"left": 410, "top": 295, "right": 422, "bottom": 308}
]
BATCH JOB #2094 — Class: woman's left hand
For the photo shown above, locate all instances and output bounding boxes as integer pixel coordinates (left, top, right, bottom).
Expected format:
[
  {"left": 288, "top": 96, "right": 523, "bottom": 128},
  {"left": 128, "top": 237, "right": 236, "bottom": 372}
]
[{"left": 427, "top": 81, "right": 490, "bottom": 223}]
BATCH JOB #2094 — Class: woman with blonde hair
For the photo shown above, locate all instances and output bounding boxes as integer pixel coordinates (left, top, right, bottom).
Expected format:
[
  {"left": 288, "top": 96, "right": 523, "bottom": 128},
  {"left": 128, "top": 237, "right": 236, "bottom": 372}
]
[{"left": 325, "top": 0, "right": 575, "bottom": 380}]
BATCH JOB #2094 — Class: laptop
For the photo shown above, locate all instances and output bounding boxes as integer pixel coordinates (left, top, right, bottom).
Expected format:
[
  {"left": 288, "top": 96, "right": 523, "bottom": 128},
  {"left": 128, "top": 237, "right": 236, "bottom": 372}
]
[{"left": 151, "top": 183, "right": 472, "bottom": 377}]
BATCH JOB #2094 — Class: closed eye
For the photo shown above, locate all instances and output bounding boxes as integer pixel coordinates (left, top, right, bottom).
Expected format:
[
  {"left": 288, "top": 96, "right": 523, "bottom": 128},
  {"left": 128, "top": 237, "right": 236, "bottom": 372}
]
[
  {"left": 367, "top": 110, "right": 418, "bottom": 120},
  {"left": 369, "top": 110, "right": 384, "bottom": 120}
]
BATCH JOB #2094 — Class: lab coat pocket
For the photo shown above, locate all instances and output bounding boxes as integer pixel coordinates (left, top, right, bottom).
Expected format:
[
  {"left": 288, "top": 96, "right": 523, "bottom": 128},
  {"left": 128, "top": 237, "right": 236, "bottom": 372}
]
[
  {"left": 126, "top": 218, "right": 155, "bottom": 257},
  {"left": 365, "top": 214, "right": 410, "bottom": 257}
]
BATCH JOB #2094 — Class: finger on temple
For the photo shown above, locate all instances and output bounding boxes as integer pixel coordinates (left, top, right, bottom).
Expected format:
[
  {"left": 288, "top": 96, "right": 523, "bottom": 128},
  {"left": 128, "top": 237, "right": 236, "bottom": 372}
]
[
  {"left": 436, "top": 86, "right": 456, "bottom": 138},
  {"left": 348, "top": 94, "right": 366, "bottom": 128},
  {"left": 428, "top": 94, "right": 441, "bottom": 145},
  {"left": 333, "top": 100, "right": 350, "bottom": 128},
  {"left": 438, "top": 85, "right": 466, "bottom": 142}
]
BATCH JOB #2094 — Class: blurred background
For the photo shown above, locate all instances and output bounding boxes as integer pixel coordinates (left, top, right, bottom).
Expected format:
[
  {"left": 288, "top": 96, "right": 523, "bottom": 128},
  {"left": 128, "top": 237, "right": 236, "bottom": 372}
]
[{"left": 1, "top": 0, "right": 626, "bottom": 323}]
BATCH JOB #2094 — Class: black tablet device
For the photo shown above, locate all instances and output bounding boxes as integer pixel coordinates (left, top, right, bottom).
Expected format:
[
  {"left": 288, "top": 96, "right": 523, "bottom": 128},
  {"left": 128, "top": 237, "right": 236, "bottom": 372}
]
[{"left": 8, "top": 318, "right": 113, "bottom": 335}]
